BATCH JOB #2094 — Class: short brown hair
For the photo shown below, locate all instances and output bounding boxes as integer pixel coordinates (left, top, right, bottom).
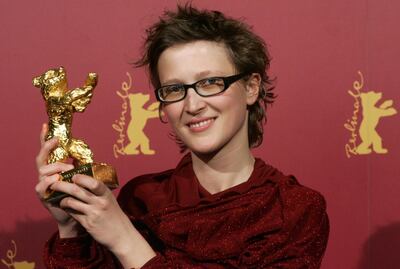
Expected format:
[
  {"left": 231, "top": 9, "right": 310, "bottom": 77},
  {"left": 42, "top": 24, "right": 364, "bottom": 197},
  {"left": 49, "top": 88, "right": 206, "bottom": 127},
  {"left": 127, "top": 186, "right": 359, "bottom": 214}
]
[{"left": 136, "top": 4, "right": 275, "bottom": 150}]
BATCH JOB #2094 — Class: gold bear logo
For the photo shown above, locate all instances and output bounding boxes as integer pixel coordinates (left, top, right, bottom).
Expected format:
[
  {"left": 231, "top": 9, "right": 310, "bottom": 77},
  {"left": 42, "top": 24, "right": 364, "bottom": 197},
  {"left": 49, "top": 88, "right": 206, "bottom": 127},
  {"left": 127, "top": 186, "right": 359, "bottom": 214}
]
[
  {"left": 32, "top": 67, "right": 97, "bottom": 165},
  {"left": 356, "top": 91, "right": 397, "bottom": 154},
  {"left": 124, "top": 93, "right": 159, "bottom": 155},
  {"left": 1, "top": 240, "right": 35, "bottom": 269}
]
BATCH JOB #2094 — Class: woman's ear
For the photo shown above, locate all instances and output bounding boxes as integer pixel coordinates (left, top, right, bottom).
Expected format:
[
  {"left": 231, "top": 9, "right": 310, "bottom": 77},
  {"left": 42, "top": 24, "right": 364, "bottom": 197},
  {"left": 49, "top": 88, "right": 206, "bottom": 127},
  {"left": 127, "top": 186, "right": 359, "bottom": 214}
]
[
  {"left": 245, "top": 73, "right": 261, "bottom": 105},
  {"left": 159, "top": 103, "right": 168, "bottom": 123}
]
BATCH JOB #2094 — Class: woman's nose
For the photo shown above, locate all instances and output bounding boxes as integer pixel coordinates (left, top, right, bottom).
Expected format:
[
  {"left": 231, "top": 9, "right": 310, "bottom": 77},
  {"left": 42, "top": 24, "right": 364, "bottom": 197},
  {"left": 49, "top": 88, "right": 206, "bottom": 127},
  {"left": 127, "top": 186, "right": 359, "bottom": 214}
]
[{"left": 183, "top": 88, "right": 206, "bottom": 114}]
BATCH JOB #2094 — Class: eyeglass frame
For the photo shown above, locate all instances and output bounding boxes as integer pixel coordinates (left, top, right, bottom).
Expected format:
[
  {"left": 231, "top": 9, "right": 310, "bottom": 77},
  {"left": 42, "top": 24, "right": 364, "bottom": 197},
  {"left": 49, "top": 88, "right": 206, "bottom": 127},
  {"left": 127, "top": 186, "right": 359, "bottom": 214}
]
[{"left": 154, "top": 73, "right": 250, "bottom": 104}]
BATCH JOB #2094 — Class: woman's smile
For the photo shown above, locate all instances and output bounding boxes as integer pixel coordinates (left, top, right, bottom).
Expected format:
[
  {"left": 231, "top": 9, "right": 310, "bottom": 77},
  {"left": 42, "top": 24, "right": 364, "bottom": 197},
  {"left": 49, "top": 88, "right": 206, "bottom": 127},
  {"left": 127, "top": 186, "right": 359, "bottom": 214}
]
[{"left": 186, "top": 117, "right": 216, "bottom": 132}]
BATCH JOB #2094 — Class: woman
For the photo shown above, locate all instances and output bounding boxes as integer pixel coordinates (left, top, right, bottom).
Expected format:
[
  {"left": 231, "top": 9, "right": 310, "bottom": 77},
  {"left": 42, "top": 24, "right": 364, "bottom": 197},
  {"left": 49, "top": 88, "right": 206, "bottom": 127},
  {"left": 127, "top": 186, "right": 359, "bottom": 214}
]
[{"left": 36, "top": 5, "right": 329, "bottom": 269}]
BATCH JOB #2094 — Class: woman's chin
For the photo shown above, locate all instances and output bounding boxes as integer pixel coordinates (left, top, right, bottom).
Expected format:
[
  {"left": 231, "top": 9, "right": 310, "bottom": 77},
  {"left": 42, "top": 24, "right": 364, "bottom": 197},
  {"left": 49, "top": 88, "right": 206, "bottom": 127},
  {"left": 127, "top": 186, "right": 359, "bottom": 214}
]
[{"left": 187, "top": 142, "right": 223, "bottom": 158}]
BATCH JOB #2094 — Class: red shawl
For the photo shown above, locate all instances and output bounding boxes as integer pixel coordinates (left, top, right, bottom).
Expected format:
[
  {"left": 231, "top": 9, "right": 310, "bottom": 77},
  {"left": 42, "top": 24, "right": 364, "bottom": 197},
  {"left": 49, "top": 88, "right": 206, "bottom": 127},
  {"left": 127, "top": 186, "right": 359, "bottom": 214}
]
[{"left": 44, "top": 154, "right": 329, "bottom": 268}]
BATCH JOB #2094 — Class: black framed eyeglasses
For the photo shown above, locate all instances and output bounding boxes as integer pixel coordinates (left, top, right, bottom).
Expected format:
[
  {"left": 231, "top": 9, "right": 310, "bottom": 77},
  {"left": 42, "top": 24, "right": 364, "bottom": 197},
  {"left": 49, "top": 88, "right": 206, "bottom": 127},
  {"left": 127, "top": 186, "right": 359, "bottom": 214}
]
[{"left": 155, "top": 73, "right": 249, "bottom": 104}]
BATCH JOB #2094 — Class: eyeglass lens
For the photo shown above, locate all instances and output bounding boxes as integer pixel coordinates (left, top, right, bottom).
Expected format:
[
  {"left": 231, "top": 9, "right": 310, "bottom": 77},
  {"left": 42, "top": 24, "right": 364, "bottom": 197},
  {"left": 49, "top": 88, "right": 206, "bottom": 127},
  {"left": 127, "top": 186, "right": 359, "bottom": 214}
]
[{"left": 159, "top": 77, "right": 225, "bottom": 102}]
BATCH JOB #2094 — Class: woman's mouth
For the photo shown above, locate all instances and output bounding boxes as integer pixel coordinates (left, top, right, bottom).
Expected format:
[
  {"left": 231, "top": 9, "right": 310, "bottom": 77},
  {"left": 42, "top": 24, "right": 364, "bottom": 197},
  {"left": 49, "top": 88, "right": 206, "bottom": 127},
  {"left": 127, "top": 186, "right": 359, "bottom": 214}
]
[{"left": 187, "top": 118, "right": 216, "bottom": 132}]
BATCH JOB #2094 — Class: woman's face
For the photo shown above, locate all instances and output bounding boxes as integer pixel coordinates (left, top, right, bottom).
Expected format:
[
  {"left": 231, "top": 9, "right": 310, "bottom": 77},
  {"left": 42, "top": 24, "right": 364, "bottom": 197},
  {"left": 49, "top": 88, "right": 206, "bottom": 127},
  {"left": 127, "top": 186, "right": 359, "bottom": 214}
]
[{"left": 157, "top": 40, "right": 258, "bottom": 156}]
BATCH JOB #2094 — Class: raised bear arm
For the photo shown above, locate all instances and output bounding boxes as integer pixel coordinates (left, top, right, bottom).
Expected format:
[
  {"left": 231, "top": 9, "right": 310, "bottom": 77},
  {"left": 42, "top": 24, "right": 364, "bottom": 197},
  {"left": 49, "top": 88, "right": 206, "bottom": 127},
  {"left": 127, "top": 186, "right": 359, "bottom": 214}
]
[{"left": 66, "top": 73, "right": 98, "bottom": 112}]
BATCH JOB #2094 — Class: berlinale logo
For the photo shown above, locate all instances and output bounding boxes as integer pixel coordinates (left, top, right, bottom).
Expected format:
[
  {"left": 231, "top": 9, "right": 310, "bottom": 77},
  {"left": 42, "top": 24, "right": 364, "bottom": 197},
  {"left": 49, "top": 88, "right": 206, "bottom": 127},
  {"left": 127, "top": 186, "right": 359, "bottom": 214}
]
[
  {"left": 112, "top": 72, "right": 160, "bottom": 158},
  {"left": 1, "top": 240, "right": 35, "bottom": 269},
  {"left": 344, "top": 71, "right": 397, "bottom": 158}
]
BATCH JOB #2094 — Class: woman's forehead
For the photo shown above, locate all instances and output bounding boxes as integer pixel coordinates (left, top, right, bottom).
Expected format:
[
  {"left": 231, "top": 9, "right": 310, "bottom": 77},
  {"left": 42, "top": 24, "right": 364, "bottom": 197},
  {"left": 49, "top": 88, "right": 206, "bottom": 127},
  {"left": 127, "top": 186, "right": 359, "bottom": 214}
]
[{"left": 157, "top": 40, "right": 236, "bottom": 83}]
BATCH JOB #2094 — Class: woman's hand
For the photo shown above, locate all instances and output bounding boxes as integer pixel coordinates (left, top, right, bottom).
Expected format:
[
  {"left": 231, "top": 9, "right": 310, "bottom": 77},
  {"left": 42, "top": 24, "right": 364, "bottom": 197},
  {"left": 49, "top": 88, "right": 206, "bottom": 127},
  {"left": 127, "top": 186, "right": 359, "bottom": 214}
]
[
  {"left": 50, "top": 174, "right": 130, "bottom": 249},
  {"left": 36, "top": 123, "right": 156, "bottom": 267},
  {"left": 35, "top": 124, "right": 81, "bottom": 238},
  {"left": 50, "top": 174, "right": 157, "bottom": 268}
]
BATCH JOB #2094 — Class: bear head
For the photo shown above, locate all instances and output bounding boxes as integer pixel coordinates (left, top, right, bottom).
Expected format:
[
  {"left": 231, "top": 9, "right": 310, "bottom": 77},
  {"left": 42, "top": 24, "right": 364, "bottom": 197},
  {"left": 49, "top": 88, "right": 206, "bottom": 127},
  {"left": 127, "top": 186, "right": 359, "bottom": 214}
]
[
  {"left": 360, "top": 91, "right": 382, "bottom": 107},
  {"left": 128, "top": 93, "right": 150, "bottom": 108},
  {"left": 33, "top": 66, "right": 68, "bottom": 100}
]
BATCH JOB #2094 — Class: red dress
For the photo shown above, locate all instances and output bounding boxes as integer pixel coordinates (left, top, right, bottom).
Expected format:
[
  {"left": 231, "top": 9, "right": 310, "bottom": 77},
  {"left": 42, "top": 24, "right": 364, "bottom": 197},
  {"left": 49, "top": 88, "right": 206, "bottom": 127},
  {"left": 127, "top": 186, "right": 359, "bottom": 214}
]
[{"left": 44, "top": 154, "right": 329, "bottom": 268}]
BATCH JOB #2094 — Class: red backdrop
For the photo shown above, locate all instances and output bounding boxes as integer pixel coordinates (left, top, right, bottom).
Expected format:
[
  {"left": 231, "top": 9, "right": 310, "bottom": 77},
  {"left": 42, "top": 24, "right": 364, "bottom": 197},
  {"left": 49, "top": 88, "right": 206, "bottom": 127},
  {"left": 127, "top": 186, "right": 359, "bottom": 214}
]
[{"left": 1, "top": 1, "right": 399, "bottom": 268}]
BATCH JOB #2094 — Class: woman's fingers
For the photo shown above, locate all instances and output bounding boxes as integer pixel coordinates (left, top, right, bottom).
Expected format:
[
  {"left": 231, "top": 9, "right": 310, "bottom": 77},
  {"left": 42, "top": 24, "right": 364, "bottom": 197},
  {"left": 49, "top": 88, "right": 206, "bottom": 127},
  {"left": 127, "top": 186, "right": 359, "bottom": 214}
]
[
  {"left": 73, "top": 174, "right": 108, "bottom": 197},
  {"left": 37, "top": 123, "right": 51, "bottom": 167},
  {"left": 45, "top": 174, "right": 110, "bottom": 209},
  {"left": 54, "top": 177, "right": 110, "bottom": 220},
  {"left": 35, "top": 174, "right": 60, "bottom": 199},
  {"left": 59, "top": 196, "right": 90, "bottom": 216},
  {"left": 40, "top": 123, "right": 48, "bottom": 146},
  {"left": 36, "top": 137, "right": 59, "bottom": 168},
  {"left": 38, "top": 162, "right": 74, "bottom": 178},
  {"left": 50, "top": 179, "right": 96, "bottom": 204}
]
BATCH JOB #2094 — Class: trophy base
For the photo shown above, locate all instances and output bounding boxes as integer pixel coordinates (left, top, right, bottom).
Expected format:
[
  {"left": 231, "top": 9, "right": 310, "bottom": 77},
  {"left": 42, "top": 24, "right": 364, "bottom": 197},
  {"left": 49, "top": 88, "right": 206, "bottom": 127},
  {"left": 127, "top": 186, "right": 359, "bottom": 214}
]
[{"left": 45, "top": 163, "right": 119, "bottom": 204}]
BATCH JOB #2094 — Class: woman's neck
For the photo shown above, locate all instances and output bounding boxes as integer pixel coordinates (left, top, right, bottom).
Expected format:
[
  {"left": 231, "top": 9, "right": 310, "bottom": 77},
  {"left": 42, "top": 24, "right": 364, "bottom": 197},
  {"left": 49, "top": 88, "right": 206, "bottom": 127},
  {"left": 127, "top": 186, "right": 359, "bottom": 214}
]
[{"left": 191, "top": 145, "right": 255, "bottom": 195}]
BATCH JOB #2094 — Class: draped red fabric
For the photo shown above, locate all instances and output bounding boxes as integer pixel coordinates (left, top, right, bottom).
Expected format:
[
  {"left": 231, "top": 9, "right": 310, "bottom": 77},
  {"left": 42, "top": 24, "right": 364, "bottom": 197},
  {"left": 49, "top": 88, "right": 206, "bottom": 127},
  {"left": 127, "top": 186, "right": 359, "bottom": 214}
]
[{"left": 44, "top": 154, "right": 329, "bottom": 268}]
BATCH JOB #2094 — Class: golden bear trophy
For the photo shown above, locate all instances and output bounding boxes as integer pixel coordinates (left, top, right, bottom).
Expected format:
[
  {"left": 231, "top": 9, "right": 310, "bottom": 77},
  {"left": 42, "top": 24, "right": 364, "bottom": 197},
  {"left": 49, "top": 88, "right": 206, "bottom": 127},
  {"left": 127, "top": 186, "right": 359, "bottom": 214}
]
[{"left": 33, "top": 66, "right": 119, "bottom": 204}]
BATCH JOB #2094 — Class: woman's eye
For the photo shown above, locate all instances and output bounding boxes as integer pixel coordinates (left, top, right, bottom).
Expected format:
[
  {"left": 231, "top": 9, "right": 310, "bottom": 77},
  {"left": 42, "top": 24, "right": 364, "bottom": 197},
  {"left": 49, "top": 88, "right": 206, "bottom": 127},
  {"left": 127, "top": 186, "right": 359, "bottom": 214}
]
[
  {"left": 164, "top": 85, "right": 182, "bottom": 94},
  {"left": 173, "top": 86, "right": 183, "bottom": 92},
  {"left": 204, "top": 78, "right": 218, "bottom": 85},
  {"left": 201, "top": 78, "right": 223, "bottom": 88}
]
